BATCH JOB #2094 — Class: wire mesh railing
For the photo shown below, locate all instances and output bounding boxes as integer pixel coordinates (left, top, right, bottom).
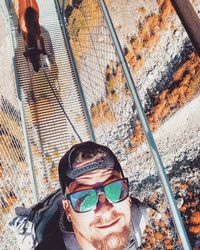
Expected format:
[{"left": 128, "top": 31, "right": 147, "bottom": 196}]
[
  {"left": 0, "top": 1, "right": 34, "bottom": 249},
  {"left": 62, "top": 0, "right": 136, "bottom": 153}
]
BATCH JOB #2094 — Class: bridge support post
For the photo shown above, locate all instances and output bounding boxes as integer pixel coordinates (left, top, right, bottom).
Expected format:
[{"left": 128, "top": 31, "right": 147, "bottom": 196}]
[{"left": 170, "top": 0, "right": 200, "bottom": 56}]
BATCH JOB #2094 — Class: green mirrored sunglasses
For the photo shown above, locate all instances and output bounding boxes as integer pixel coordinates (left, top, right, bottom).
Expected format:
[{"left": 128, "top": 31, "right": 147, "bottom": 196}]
[{"left": 65, "top": 178, "right": 129, "bottom": 213}]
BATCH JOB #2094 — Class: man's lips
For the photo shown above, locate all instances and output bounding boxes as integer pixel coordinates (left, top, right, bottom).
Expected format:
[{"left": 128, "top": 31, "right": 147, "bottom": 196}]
[{"left": 96, "top": 218, "right": 120, "bottom": 229}]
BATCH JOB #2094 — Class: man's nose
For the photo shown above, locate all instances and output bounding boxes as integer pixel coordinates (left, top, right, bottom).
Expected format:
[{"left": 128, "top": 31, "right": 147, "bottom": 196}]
[{"left": 95, "top": 193, "right": 113, "bottom": 212}]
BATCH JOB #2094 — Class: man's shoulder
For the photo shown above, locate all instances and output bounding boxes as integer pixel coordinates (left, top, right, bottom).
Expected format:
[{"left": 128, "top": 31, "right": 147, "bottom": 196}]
[
  {"left": 130, "top": 197, "right": 148, "bottom": 228},
  {"left": 131, "top": 196, "right": 148, "bottom": 215},
  {"left": 35, "top": 225, "right": 66, "bottom": 250},
  {"left": 129, "top": 196, "right": 149, "bottom": 248}
]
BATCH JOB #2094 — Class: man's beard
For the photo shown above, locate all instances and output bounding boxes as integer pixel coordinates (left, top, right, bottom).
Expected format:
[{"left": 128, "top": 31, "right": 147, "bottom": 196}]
[{"left": 90, "top": 223, "right": 131, "bottom": 250}]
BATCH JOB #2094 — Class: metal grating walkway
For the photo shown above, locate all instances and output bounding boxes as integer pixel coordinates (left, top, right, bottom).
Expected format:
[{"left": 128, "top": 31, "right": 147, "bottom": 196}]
[{"left": 10, "top": 0, "right": 91, "bottom": 196}]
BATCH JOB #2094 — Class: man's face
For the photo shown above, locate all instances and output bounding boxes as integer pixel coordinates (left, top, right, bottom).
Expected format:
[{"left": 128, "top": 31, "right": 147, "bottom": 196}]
[{"left": 63, "top": 169, "right": 131, "bottom": 250}]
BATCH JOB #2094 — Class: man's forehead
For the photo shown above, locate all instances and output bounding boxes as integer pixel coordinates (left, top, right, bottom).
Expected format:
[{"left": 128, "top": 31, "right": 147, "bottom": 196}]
[{"left": 68, "top": 169, "right": 121, "bottom": 192}]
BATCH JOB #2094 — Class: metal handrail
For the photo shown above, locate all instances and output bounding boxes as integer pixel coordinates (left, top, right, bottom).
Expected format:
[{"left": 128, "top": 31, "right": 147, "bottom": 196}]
[
  {"left": 7, "top": 0, "right": 40, "bottom": 202},
  {"left": 13, "top": 59, "right": 39, "bottom": 203}
]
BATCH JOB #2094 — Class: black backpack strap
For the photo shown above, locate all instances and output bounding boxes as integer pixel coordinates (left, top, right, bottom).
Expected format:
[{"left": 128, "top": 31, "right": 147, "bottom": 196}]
[
  {"left": 30, "top": 189, "right": 63, "bottom": 244},
  {"left": 28, "top": 189, "right": 62, "bottom": 222}
]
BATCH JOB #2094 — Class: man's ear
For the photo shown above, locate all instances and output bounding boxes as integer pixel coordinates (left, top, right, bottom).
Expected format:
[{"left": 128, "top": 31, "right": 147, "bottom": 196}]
[
  {"left": 62, "top": 197, "right": 69, "bottom": 211},
  {"left": 62, "top": 199, "right": 73, "bottom": 222}
]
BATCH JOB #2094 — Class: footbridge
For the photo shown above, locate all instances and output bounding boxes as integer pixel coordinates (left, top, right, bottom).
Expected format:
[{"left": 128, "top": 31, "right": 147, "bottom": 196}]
[{"left": 11, "top": 0, "right": 94, "bottom": 198}]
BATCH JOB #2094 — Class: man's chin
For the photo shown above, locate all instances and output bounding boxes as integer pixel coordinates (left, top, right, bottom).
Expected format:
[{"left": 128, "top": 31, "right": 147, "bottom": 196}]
[{"left": 91, "top": 225, "right": 131, "bottom": 250}]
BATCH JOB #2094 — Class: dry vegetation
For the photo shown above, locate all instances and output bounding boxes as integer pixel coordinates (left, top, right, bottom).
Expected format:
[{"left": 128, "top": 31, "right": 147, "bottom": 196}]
[
  {"left": 44, "top": 151, "right": 59, "bottom": 183},
  {"left": 50, "top": 164, "right": 59, "bottom": 182},
  {"left": 91, "top": 100, "right": 116, "bottom": 128},
  {"left": 141, "top": 181, "right": 200, "bottom": 249},
  {"left": 0, "top": 111, "right": 25, "bottom": 173},
  {"left": 0, "top": 187, "right": 18, "bottom": 215},
  {"left": 130, "top": 52, "right": 200, "bottom": 149},
  {"left": 125, "top": 0, "right": 175, "bottom": 73},
  {"left": 90, "top": 62, "right": 126, "bottom": 128},
  {"left": 67, "top": 0, "right": 103, "bottom": 60}
]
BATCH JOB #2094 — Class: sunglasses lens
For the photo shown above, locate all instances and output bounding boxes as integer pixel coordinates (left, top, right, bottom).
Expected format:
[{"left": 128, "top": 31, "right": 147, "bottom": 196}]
[
  {"left": 68, "top": 179, "right": 129, "bottom": 213},
  {"left": 70, "top": 189, "right": 97, "bottom": 212},
  {"left": 104, "top": 179, "right": 129, "bottom": 203}
]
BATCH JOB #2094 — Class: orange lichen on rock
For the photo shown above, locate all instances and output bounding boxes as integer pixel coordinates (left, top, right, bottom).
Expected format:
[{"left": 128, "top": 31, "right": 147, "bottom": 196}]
[
  {"left": 134, "top": 56, "right": 145, "bottom": 72},
  {"left": 148, "top": 15, "right": 160, "bottom": 32},
  {"left": 126, "top": 51, "right": 137, "bottom": 68},
  {"left": 173, "top": 53, "right": 200, "bottom": 82},
  {"left": 189, "top": 225, "right": 200, "bottom": 234},
  {"left": 190, "top": 212, "right": 200, "bottom": 225},
  {"left": 31, "top": 144, "right": 42, "bottom": 158},
  {"left": 45, "top": 154, "right": 52, "bottom": 164},
  {"left": 103, "top": 0, "right": 180, "bottom": 114},
  {"left": 171, "top": 20, "right": 177, "bottom": 32},
  {"left": 142, "top": 214, "right": 180, "bottom": 248},
  {"left": 43, "top": 176, "right": 49, "bottom": 184},
  {"left": 165, "top": 241, "right": 174, "bottom": 250},
  {"left": 130, "top": 122, "right": 144, "bottom": 147},
  {"left": 139, "top": 18, "right": 150, "bottom": 42},
  {"left": 105, "top": 69, "right": 125, "bottom": 91},
  {"left": 7, "top": 195, "right": 18, "bottom": 206},
  {"left": 154, "top": 232, "right": 165, "bottom": 240},
  {"left": 179, "top": 183, "right": 189, "bottom": 189},
  {"left": 158, "top": 0, "right": 175, "bottom": 31}
]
